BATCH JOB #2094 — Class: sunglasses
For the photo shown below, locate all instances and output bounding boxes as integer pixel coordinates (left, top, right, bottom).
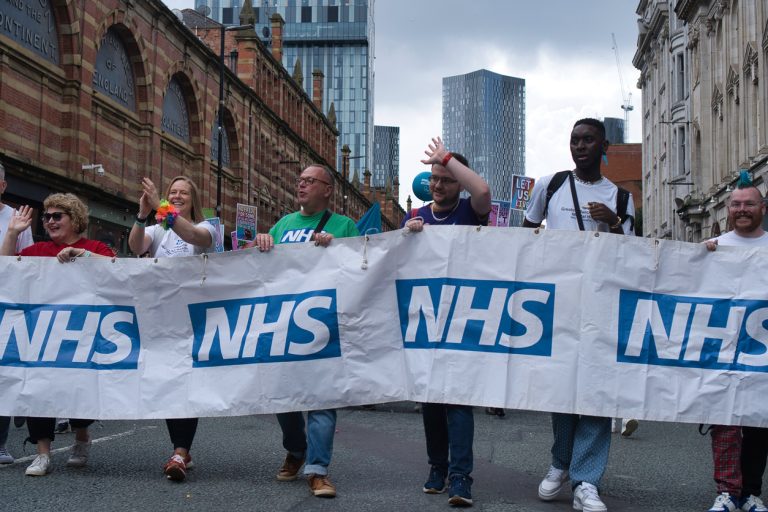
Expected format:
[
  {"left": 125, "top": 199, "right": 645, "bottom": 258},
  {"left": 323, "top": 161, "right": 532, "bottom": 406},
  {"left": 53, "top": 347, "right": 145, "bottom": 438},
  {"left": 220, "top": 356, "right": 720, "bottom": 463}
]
[{"left": 43, "top": 212, "right": 68, "bottom": 223}]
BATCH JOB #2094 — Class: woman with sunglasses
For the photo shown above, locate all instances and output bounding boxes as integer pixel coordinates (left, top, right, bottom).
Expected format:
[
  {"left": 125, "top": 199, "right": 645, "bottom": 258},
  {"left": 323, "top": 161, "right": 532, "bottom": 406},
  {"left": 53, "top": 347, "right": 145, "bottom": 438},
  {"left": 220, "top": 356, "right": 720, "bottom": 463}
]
[
  {"left": 0, "top": 193, "right": 115, "bottom": 477},
  {"left": 128, "top": 176, "right": 216, "bottom": 482}
]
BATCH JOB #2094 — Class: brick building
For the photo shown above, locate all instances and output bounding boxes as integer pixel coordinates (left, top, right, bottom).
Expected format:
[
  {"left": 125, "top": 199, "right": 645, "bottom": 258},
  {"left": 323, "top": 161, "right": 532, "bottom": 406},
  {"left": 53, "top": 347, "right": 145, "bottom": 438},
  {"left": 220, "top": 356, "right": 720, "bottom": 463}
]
[
  {"left": 0, "top": 0, "right": 402, "bottom": 255},
  {"left": 600, "top": 143, "right": 642, "bottom": 210}
]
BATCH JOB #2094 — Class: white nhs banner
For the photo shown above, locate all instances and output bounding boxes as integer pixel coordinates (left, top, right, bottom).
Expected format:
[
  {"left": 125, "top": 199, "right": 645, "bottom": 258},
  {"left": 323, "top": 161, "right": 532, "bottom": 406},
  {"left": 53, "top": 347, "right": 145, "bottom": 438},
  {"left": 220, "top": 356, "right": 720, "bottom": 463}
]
[{"left": 0, "top": 226, "right": 767, "bottom": 426}]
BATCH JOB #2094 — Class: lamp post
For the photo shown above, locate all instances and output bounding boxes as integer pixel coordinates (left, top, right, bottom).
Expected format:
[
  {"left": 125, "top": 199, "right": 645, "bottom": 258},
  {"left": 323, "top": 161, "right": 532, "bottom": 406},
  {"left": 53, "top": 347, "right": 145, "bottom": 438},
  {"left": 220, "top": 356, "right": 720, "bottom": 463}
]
[
  {"left": 216, "top": 24, "right": 225, "bottom": 220},
  {"left": 340, "top": 145, "right": 365, "bottom": 216},
  {"left": 341, "top": 144, "right": 350, "bottom": 215}
]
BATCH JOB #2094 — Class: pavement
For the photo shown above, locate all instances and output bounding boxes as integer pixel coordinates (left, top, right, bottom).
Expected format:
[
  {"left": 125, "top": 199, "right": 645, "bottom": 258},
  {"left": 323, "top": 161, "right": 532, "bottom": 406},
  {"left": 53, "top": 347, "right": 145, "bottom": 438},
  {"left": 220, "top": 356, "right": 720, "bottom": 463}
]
[{"left": 0, "top": 404, "right": 747, "bottom": 511}]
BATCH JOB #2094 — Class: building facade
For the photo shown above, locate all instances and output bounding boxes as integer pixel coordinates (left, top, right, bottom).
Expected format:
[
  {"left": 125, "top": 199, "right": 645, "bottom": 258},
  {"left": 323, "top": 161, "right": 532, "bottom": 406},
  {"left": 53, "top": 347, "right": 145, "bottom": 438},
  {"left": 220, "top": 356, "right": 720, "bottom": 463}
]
[
  {"left": 442, "top": 69, "right": 526, "bottom": 226},
  {"left": 194, "top": 0, "right": 243, "bottom": 25},
  {"left": 253, "top": 0, "right": 374, "bottom": 184},
  {"left": 636, "top": 0, "right": 768, "bottom": 242},
  {"left": 634, "top": 0, "right": 693, "bottom": 240},
  {"left": 604, "top": 117, "right": 626, "bottom": 144},
  {"left": 0, "top": 0, "right": 400, "bottom": 257},
  {"left": 373, "top": 125, "right": 399, "bottom": 188}
]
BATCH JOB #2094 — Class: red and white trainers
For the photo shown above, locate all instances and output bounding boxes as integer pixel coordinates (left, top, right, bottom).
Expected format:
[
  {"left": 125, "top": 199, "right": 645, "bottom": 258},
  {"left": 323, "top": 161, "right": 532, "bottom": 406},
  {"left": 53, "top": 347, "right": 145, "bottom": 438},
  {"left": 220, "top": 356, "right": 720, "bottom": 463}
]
[{"left": 164, "top": 453, "right": 192, "bottom": 481}]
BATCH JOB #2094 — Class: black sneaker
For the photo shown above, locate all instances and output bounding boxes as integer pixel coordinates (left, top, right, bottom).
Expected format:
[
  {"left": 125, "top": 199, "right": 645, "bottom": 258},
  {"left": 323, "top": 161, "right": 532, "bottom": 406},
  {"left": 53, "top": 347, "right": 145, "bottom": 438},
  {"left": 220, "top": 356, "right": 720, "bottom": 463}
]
[
  {"left": 448, "top": 474, "right": 473, "bottom": 507},
  {"left": 422, "top": 465, "right": 448, "bottom": 494}
]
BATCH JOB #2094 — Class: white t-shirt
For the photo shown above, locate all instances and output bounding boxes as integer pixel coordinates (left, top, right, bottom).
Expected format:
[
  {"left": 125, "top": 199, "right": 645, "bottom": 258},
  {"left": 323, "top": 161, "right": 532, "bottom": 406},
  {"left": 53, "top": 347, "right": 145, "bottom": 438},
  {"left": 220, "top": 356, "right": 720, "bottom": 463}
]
[
  {"left": 0, "top": 204, "right": 34, "bottom": 252},
  {"left": 710, "top": 230, "right": 768, "bottom": 247},
  {"left": 144, "top": 221, "right": 216, "bottom": 258},
  {"left": 525, "top": 172, "right": 635, "bottom": 234}
]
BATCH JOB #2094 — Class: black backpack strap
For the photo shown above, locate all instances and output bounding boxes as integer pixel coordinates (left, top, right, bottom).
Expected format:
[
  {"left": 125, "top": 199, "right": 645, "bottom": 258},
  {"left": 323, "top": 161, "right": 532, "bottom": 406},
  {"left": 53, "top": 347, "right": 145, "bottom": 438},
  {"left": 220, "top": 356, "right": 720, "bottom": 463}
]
[
  {"left": 616, "top": 187, "right": 634, "bottom": 233},
  {"left": 310, "top": 209, "right": 332, "bottom": 241},
  {"left": 543, "top": 170, "right": 571, "bottom": 219},
  {"left": 567, "top": 172, "right": 586, "bottom": 231}
]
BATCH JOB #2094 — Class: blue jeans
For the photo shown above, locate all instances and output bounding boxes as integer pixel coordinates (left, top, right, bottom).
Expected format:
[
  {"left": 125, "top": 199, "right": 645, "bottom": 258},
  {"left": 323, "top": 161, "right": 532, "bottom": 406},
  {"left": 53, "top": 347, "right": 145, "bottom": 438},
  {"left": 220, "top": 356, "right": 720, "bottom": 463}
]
[
  {"left": 422, "top": 403, "right": 474, "bottom": 477},
  {"left": 550, "top": 413, "right": 611, "bottom": 489},
  {"left": 277, "top": 409, "right": 336, "bottom": 476},
  {"left": 0, "top": 416, "right": 9, "bottom": 447}
]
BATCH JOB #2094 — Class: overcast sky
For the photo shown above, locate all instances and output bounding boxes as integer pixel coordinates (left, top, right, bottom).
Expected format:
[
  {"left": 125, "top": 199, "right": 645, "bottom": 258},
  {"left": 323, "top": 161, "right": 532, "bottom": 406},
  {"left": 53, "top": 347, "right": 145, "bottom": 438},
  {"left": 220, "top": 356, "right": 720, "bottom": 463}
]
[{"left": 163, "top": 0, "right": 643, "bottom": 206}]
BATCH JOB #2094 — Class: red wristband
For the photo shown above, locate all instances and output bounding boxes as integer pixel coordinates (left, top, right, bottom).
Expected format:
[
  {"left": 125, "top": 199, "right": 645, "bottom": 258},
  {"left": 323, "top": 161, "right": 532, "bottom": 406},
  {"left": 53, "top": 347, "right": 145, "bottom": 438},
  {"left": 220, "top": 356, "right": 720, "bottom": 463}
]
[{"left": 441, "top": 152, "right": 453, "bottom": 167}]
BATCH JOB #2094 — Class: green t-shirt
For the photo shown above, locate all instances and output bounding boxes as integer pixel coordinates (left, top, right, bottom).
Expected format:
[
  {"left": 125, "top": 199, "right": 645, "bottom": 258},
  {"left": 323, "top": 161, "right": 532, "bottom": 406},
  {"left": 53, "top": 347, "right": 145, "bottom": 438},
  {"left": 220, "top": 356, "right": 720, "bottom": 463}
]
[{"left": 269, "top": 210, "right": 359, "bottom": 245}]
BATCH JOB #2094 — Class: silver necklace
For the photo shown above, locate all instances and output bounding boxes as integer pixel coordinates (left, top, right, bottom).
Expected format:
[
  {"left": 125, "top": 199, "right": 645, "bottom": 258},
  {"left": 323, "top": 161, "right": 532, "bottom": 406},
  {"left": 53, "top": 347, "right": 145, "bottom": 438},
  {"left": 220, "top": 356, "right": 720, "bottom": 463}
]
[
  {"left": 571, "top": 170, "right": 603, "bottom": 185},
  {"left": 431, "top": 201, "right": 460, "bottom": 222}
]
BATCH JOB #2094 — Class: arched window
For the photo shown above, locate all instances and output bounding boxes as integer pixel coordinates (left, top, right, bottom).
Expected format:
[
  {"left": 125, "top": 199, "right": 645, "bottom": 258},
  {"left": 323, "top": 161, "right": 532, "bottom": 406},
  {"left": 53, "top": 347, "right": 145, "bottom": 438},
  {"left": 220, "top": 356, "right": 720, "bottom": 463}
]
[
  {"left": 0, "top": 1, "right": 59, "bottom": 64},
  {"left": 161, "top": 76, "right": 191, "bottom": 144},
  {"left": 93, "top": 27, "right": 136, "bottom": 111}
]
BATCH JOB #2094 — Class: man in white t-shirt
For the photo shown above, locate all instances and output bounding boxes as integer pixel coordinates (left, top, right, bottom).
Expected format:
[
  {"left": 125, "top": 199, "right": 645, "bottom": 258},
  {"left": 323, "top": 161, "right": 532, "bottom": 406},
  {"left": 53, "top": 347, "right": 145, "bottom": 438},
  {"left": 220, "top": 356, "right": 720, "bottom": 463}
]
[
  {"left": 0, "top": 161, "right": 34, "bottom": 465},
  {"left": 703, "top": 182, "right": 768, "bottom": 512},
  {"left": 523, "top": 118, "right": 635, "bottom": 512}
]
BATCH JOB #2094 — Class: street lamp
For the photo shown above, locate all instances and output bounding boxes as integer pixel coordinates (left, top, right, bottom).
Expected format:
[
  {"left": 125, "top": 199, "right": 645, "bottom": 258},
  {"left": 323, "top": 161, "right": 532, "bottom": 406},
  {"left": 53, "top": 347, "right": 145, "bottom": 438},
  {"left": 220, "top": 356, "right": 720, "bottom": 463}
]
[{"left": 340, "top": 145, "right": 364, "bottom": 216}]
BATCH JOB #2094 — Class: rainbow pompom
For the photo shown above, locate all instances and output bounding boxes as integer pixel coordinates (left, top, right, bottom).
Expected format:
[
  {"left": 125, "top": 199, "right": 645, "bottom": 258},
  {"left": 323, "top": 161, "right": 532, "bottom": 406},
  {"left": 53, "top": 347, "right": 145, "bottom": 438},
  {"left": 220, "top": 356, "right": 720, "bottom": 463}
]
[{"left": 155, "top": 200, "right": 178, "bottom": 230}]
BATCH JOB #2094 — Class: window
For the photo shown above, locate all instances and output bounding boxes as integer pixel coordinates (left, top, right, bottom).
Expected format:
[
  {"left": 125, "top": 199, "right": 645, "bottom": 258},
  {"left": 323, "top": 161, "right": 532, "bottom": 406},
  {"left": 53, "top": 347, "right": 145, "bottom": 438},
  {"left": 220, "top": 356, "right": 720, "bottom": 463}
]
[
  {"left": 675, "top": 53, "right": 686, "bottom": 102},
  {"left": 301, "top": 6, "right": 312, "bottom": 22},
  {"left": 328, "top": 6, "right": 339, "bottom": 22},
  {"left": 222, "top": 7, "right": 234, "bottom": 24}
]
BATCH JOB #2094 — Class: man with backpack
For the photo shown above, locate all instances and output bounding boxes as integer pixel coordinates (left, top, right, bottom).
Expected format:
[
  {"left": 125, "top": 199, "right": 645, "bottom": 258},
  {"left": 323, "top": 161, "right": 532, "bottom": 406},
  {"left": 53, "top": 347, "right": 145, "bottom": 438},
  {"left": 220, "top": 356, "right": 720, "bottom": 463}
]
[{"left": 523, "top": 118, "right": 635, "bottom": 512}]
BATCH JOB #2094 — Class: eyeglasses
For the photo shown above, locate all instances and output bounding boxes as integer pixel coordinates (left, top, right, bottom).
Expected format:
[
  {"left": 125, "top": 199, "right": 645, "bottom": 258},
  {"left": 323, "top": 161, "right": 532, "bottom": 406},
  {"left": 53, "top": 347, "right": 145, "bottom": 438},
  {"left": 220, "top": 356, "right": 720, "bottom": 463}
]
[
  {"left": 296, "top": 177, "right": 330, "bottom": 186},
  {"left": 729, "top": 201, "right": 762, "bottom": 209},
  {"left": 42, "top": 212, "right": 67, "bottom": 223},
  {"left": 429, "top": 176, "right": 459, "bottom": 185}
]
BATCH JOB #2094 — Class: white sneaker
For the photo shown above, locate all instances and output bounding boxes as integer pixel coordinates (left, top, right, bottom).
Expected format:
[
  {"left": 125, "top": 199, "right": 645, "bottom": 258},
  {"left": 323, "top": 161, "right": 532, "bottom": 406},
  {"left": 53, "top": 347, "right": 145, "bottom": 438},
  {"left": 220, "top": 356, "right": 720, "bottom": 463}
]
[
  {"left": 573, "top": 482, "right": 607, "bottom": 512},
  {"left": 741, "top": 495, "right": 768, "bottom": 512},
  {"left": 66, "top": 440, "right": 90, "bottom": 467},
  {"left": 621, "top": 419, "right": 639, "bottom": 437},
  {"left": 538, "top": 465, "right": 569, "bottom": 501},
  {"left": 709, "top": 493, "right": 739, "bottom": 512},
  {"left": 25, "top": 454, "right": 52, "bottom": 476},
  {"left": 0, "top": 447, "right": 14, "bottom": 464}
]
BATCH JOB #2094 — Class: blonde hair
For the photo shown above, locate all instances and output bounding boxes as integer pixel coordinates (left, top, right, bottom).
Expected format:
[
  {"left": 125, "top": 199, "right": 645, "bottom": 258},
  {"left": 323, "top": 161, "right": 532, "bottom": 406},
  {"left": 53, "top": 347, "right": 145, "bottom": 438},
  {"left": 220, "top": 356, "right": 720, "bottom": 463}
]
[
  {"left": 165, "top": 176, "right": 205, "bottom": 223},
  {"left": 43, "top": 193, "right": 89, "bottom": 234}
]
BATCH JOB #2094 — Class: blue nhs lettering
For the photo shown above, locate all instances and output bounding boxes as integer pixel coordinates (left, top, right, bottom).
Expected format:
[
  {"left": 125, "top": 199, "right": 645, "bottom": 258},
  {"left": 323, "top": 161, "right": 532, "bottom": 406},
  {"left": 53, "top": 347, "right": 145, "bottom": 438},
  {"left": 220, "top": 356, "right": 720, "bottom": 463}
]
[
  {"left": 396, "top": 278, "right": 555, "bottom": 355},
  {"left": 189, "top": 289, "right": 341, "bottom": 367},
  {"left": 618, "top": 290, "right": 768, "bottom": 372},
  {"left": 0, "top": 303, "right": 139, "bottom": 369}
]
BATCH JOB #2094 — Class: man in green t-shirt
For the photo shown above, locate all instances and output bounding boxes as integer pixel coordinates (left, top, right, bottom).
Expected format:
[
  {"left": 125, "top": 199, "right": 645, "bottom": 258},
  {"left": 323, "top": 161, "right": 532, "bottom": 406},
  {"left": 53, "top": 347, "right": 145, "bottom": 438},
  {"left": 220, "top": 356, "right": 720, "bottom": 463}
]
[{"left": 252, "top": 164, "right": 358, "bottom": 499}]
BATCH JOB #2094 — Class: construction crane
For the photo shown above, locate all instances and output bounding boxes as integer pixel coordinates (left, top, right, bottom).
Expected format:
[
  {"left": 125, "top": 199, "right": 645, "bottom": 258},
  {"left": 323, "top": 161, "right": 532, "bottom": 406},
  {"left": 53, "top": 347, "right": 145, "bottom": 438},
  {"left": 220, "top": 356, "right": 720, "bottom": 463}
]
[{"left": 612, "top": 33, "right": 633, "bottom": 142}]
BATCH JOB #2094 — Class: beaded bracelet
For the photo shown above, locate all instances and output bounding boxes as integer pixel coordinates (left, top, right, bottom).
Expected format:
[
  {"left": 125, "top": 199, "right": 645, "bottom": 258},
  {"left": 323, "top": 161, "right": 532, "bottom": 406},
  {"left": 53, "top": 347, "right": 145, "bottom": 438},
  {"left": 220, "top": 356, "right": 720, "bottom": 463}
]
[{"left": 155, "top": 200, "right": 178, "bottom": 230}]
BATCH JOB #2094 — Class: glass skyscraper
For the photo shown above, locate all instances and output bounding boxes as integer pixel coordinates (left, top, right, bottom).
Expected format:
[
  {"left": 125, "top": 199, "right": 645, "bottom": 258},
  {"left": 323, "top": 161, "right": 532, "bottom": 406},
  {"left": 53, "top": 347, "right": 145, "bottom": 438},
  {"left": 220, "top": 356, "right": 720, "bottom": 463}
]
[
  {"left": 195, "top": 0, "right": 243, "bottom": 25},
  {"left": 442, "top": 69, "right": 526, "bottom": 225},
  {"left": 254, "top": 0, "right": 374, "bottom": 182},
  {"left": 373, "top": 125, "right": 399, "bottom": 188}
]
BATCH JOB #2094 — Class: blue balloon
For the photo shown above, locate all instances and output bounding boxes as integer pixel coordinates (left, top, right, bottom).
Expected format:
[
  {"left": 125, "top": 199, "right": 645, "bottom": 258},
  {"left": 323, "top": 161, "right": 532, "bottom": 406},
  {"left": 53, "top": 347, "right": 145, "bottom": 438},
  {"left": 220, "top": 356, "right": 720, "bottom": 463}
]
[{"left": 412, "top": 171, "right": 432, "bottom": 202}]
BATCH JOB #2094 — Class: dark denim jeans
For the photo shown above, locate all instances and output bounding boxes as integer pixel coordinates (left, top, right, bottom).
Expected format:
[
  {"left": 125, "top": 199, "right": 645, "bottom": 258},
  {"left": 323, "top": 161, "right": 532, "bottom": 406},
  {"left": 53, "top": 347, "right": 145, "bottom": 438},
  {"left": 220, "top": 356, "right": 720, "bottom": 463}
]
[{"left": 422, "top": 403, "right": 474, "bottom": 477}]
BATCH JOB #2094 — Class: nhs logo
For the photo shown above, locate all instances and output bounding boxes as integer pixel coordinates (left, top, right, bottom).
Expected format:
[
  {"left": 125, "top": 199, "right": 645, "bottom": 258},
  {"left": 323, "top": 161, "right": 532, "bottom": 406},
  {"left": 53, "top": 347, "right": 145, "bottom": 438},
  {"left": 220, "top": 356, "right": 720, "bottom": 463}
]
[
  {"left": 618, "top": 290, "right": 768, "bottom": 372},
  {"left": 0, "top": 303, "right": 140, "bottom": 369},
  {"left": 189, "top": 289, "right": 341, "bottom": 367},
  {"left": 396, "top": 278, "right": 555, "bottom": 355}
]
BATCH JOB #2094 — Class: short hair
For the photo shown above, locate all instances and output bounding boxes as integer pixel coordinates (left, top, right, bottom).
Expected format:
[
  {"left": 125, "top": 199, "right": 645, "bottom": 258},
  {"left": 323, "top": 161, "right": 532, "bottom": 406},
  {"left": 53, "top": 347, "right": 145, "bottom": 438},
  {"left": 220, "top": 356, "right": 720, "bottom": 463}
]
[
  {"left": 306, "top": 164, "right": 335, "bottom": 189},
  {"left": 166, "top": 176, "right": 205, "bottom": 223},
  {"left": 44, "top": 193, "right": 89, "bottom": 234},
  {"left": 573, "top": 118, "right": 607, "bottom": 139}
]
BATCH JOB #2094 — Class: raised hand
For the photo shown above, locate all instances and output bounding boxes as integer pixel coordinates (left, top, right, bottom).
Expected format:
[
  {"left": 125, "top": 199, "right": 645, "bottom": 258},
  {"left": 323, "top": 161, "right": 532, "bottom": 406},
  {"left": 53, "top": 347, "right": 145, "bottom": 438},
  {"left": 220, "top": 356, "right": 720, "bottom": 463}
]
[
  {"left": 139, "top": 177, "right": 161, "bottom": 215},
  {"left": 420, "top": 136, "right": 450, "bottom": 166},
  {"left": 8, "top": 205, "right": 33, "bottom": 234}
]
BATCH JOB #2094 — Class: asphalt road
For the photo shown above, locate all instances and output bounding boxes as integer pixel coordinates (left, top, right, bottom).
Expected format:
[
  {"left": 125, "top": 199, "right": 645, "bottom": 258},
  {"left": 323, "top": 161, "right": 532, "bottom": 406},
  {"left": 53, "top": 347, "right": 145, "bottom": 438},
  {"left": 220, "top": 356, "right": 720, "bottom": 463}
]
[{"left": 0, "top": 404, "right": 746, "bottom": 511}]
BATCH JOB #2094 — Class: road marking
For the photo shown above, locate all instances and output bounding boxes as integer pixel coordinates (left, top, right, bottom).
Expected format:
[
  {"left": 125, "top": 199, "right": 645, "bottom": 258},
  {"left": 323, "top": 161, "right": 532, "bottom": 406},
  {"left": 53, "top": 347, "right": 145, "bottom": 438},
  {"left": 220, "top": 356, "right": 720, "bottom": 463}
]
[{"left": 7, "top": 425, "right": 158, "bottom": 465}]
